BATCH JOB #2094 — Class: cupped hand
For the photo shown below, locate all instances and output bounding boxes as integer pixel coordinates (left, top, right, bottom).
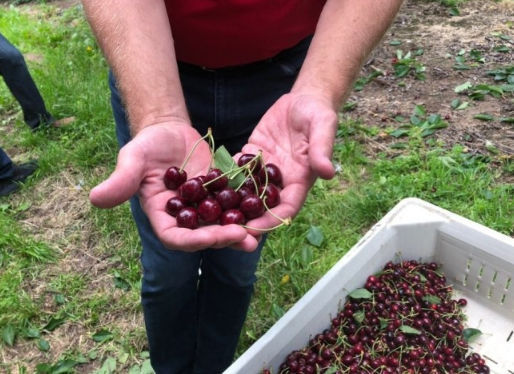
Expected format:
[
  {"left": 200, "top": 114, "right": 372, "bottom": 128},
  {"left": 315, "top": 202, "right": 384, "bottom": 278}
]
[
  {"left": 89, "top": 123, "right": 260, "bottom": 252},
  {"left": 240, "top": 93, "right": 339, "bottom": 232}
]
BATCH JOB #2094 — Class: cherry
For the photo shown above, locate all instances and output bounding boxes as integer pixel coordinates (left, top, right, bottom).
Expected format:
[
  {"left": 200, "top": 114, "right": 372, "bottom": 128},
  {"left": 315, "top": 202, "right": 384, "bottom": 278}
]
[
  {"left": 176, "top": 207, "right": 199, "bottom": 229},
  {"left": 179, "top": 177, "right": 208, "bottom": 203},
  {"left": 164, "top": 166, "right": 187, "bottom": 190},
  {"left": 198, "top": 198, "right": 222, "bottom": 223},
  {"left": 239, "top": 195, "right": 265, "bottom": 220},
  {"left": 165, "top": 196, "right": 188, "bottom": 217},
  {"left": 259, "top": 163, "right": 283, "bottom": 187},
  {"left": 237, "top": 186, "right": 254, "bottom": 200},
  {"left": 203, "top": 168, "right": 228, "bottom": 192},
  {"left": 259, "top": 183, "right": 281, "bottom": 208},
  {"left": 237, "top": 153, "right": 262, "bottom": 174},
  {"left": 220, "top": 209, "right": 246, "bottom": 225},
  {"left": 216, "top": 188, "right": 241, "bottom": 211}
]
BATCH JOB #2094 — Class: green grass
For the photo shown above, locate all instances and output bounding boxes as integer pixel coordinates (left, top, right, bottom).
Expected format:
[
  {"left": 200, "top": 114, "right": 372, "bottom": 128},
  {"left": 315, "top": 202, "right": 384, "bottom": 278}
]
[{"left": 0, "top": 1, "right": 513, "bottom": 373}]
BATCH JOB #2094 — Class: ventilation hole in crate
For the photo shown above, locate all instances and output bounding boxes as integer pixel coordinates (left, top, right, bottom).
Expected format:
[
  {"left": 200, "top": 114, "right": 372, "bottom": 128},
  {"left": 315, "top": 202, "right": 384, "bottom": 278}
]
[
  {"left": 483, "top": 355, "right": 498, "bottom": 364},
  {"left": 463, "top": 274, "right": 468, "bottom": 286},
  {"left": 492, "top": 271, "right": 498, "bottom": 284},
  {"left": 507, "top": 278, "right": 512, "bottom": 290},
  {"left": 508, "top": 370, "right": 514, "bottom": 374},
  {"left": 467, "top": 258, "right": 472, "bottom": 271},
  {"left": 488, "top": 288, "right": 493, "bottom": 299},
  {"left": 478, "top": 265, "right": 484, "bottom": 278},
  {"left": 507, "top": 331, "right": 513, "bottom": 342},
  {"left": 475, "top": 281, "right": 481, "bottom": 292}
]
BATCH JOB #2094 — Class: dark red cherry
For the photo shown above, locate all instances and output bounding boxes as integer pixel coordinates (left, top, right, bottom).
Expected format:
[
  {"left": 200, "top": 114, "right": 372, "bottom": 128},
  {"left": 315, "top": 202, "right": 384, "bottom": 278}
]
[
  {"left": 165, "top": 196, "right": 188, "bottom": 217},
  {"left": 239, "top": 195, "right": 265, "bottom": 220},
  {"left": 237, "top": 153, "right": 262, "bottom": 175},
  {"left": 259, "top": 163, "right": 282, "bottom": 187},
  {"left": 164, "top": 166, "right": 187, "bottom": 190},
  {"left": 176, "top": 207, "right": 199, "bottom": 229},
  {"left": 203, "top": 168, "right": 228, "bottom": 192},
  {"left": 258, "top": 183, "right": 281, "bottom": 208},
  {"left": 198, "top": 198, "right": 222, "bottom": 223},
  {"left": 178, "top": 177, "right": 208, "bottom": 203},
  {"left": 216, "top": 188, "right": 241, "bottom": 211},
  {"left": 220, "top": 209, "right": 246, "bottom": 225}
]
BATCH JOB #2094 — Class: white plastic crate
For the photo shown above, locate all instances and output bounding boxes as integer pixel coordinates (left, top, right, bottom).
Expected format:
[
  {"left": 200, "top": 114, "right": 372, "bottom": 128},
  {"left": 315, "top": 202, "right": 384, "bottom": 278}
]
[{"left": 225, "top": 198, "right": 514, "bottom": 374}]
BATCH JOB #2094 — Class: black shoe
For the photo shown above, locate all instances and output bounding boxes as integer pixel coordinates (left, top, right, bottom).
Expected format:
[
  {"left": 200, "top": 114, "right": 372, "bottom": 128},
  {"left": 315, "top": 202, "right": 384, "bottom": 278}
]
[{"left": 0, "top": 160, "right": 38, "bottom": 197}]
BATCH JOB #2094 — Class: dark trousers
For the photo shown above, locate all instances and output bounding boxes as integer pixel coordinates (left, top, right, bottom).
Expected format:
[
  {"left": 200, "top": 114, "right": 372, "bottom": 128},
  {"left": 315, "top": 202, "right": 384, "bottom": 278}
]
[
  {"left": 0, "top": 32, "right": 53, "bottom": 177},
  {"left": 109, "top": 36, "right": 311, "bottom": 374}
]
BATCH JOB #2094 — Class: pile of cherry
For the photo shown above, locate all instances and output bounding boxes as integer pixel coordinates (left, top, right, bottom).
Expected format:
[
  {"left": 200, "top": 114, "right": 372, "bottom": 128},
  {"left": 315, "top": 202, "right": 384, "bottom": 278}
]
[
  {"left": 263, "top": 260, "right": 490, "bottom": 374},
  {"left": 163, "top": 151, "right": 284, "bottom": 230}
]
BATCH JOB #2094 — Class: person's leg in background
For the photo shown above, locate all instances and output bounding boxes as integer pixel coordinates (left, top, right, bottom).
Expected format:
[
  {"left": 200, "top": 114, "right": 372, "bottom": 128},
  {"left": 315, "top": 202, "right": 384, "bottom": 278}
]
[
  {"left": 0, "top": 146, "right": 38, "bottom": 197},
  {"left": 0, "top": 32, "right": 54, "bottom": 130}
]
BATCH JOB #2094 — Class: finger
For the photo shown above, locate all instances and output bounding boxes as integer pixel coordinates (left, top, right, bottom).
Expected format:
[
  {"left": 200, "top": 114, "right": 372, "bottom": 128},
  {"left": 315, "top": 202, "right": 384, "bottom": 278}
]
[
  {"left": 90, "top": 146, "right": 145, "bottom": 208},
  {"left": 309, "top": 112, "right": 338, "bottom": 180}
]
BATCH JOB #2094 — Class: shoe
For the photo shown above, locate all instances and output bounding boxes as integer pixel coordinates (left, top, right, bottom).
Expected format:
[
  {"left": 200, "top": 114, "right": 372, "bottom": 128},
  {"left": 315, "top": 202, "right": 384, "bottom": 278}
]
[
  {"left": 31, "top": 116, "right": 76, "bottom": 132},
  {"left": 53, "top": 116, "right": 76, "bottom": 128},
  {"left": 0, "top": 160, "right": 38, "bottom": 197}
]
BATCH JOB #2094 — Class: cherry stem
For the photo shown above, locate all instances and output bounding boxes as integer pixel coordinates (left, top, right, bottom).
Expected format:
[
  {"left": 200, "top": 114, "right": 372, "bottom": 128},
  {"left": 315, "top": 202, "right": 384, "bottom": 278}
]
[{"left": 179, "top": 127, "right": 213, "bottom": 172}]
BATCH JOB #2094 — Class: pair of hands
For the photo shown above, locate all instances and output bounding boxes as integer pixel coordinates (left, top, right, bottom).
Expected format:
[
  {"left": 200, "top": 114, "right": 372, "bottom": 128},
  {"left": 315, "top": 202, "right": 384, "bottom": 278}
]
[{"left": 89, "top": 93, "right": 338, "bottom": 252}]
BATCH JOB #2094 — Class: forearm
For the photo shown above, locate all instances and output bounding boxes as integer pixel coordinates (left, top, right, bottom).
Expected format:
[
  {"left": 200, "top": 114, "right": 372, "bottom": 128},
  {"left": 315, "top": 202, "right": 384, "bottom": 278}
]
[
  {"left": 293, "top": 0, "right": 404, "bottom": 109},
  {"left": 81, "top": 0, "right": 189, "bottom": 134}
]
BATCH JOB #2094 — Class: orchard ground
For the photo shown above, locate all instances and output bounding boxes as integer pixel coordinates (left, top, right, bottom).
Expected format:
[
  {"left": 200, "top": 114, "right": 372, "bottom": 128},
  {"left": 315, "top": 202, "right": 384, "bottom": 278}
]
[{"left": 0, "top": 0, "right": 513, "bottom": 373}]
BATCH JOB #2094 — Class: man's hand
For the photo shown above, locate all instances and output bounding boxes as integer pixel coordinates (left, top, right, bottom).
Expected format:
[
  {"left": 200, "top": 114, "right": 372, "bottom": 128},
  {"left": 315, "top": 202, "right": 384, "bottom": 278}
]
[
  {"left": 239, "top": 93, "right": 338, "bottom": 232},
  {"left": 89, "top": 123, "right": 260, "bottom": 252}
]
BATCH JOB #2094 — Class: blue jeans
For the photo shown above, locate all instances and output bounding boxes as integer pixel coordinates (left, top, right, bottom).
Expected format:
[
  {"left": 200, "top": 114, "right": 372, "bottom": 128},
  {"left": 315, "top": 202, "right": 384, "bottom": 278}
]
[
  {"left": 109, "top": 36, "right": 311, "bottom": 374},
  {"left": 0, "top": 32, "right": 53, "bottom": 130}
]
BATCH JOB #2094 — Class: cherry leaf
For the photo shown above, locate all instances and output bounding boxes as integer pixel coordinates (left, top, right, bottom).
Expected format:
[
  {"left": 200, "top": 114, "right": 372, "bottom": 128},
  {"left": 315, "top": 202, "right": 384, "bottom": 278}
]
[
  {"left": 463, "top": 328, "right": 482, "bottom": 342},
  {"left": 213, "top": 146, "right": 245, "bottom": 187},
  {"left": 399, "top": 325, "right": 421, "bottom": 335},
  {"left": 348, "top": 288, "right": 373, "bottom": 299},
  {"left": 422, "top": 295, "right": 441, "bottom": 305},
  {"left": 354, "top": 310, "right": 365, "bottom": 324}
]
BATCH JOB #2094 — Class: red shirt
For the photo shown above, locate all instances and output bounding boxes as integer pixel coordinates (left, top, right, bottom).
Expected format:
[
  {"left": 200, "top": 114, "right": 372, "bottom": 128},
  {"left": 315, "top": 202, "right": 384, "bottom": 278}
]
[{"left": 164, "top": 0, "right": 326, "bottom": 69}]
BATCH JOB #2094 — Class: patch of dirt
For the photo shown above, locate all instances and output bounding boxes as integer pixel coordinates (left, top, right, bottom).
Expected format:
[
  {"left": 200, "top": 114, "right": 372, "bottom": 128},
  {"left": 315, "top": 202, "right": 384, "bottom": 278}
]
[{"left": 345, "top": 0, "right": 514, "bottom": 165}]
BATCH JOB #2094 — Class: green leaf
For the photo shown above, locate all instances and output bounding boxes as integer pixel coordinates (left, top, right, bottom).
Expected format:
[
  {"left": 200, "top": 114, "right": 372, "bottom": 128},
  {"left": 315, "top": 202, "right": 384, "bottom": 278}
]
[
  {"left": 43, "top": 317, "right": 66, "bottom": 332},
  {"left": 348, "top": 288, "right": 372, "bottom": 299},
  {"left": 300, "top": 245, "right": 314, "bottom": 266},
  {"left": 114, "top": 275, "right": 131, "bottom": 291},
  {"left": 2, "top": 324, "right": 16, "bottom": 346},
  {"left": 389, "top": 40, "right": 402, "bottom": 46},
  {"left": 25, "top": 327, "right": 41, "bottom": 339},
  {"left": 449, "top": 6, "right": 460, "bottom": 16},
  {"left": 389, "top": 128, "right": 410, "bottom": 138},
  {"left": 455, "top": 81, "right": 472, "bottom": 93},
  {"left": 354, "top": 310, "right": 365, "bottom": 324},
  {"left": 93, "top": 357, "right": 117, "bottom": 374},
  {"left": 306, "top": 226, "right": 324, "bottom": 247},
  {"left": 485, "top": 140, "right": 499, "bottom": 155},
  {"left": 474, "top": 113, "right": 494, "bottom": 121},
  {"left": 92, "top": 329, "right": 114, "bottom": 343},
  {"left": 399, "top": 325, "right": 421, "bottom": 335},
  {"left": 422, "top": 295, "right": 441, "bottom": 304},
  {"left": 213, "top": 146, "right": 245, "bottom": 188},
  {"left": 324, "top": 367, "right": 339, "bottom": 374},
  {"left": 38, "top": 338, "right": 50, "bottom": 351},
  {"left": 500, "top": 117, "right": 514, "bottom": 123},
  {"left": 139, "top": 360, "right": 155, "bottom": 374},
  {"left": 463, "top": 328, "right": 482, "bottom": 342}
]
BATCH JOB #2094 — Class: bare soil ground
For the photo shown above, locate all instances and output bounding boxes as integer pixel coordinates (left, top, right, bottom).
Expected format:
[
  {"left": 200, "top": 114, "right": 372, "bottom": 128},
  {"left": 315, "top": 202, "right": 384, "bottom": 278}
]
[{"left": 346, "top": 0, "right": 514, "bottom": 169}]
